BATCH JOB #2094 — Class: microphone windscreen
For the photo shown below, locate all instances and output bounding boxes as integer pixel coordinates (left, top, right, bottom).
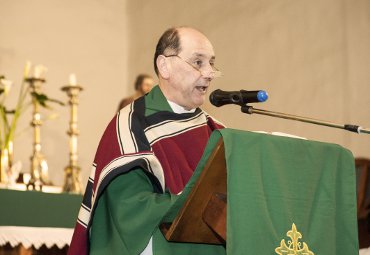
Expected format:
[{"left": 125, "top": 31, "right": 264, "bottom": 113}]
[{"left": 210, "top": 89, "right": 268, "bottom": 107}]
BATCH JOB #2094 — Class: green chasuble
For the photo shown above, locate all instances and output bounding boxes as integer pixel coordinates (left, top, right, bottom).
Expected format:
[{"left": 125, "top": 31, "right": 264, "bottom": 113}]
[
  {"left": 90, "top": 86, "right": 225, "bottom": 255},
  {"left": 90, "top": 169, "right": 177, "bottom": 254}
]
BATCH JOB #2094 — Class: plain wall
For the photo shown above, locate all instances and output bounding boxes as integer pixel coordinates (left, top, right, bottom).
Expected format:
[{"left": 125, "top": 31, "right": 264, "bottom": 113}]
[{"left": 0, "top": 0, "right": 369, "bottom": 187}]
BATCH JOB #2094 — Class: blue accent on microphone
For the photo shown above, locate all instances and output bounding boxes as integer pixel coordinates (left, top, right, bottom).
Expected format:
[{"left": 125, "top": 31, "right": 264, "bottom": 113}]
[{"left": 257, "top": 90, "right": 268, "bottom": 102}]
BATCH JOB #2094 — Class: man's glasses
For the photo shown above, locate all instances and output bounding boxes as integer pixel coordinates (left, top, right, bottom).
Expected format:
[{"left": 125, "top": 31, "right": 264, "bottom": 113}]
[{"left": 164, "top": 54, "right": 222, "bottom": 78}]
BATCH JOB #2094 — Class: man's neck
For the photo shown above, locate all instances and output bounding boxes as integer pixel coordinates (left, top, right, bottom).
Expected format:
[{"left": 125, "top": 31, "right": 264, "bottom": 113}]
[
  {"left": 158, "top": 83, "right": 196, "bottom": 113},
  {"left": 167, "top": 100, "right": 196, "bottom": 114}
]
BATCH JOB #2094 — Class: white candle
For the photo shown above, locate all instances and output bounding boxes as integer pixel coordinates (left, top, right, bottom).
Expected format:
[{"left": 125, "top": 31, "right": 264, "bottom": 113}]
[
  {"left": 33, "top": 66, "right": 41, "bottom": 78},
  {"left": 69, "top": 73, "right": 77, "bottom": 86},
  {"left": 33, "top": 65, "right": 47, "bottom": 79}
]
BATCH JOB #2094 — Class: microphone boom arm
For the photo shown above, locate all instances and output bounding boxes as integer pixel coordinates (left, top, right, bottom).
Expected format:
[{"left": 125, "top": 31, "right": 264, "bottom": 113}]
[{"left": 241, "top": 105, "right": 370, "bottom": 135}]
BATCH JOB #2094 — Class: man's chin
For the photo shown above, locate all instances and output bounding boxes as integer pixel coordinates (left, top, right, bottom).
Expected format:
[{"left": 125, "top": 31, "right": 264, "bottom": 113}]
[{"left": 191, "top": 99, "right": 205, "bottom": 109}]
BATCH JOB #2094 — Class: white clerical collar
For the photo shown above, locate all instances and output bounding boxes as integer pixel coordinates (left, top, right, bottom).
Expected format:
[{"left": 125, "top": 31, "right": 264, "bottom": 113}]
[{"left": 167, "top": 100, "right": 196, "bottom": 114}]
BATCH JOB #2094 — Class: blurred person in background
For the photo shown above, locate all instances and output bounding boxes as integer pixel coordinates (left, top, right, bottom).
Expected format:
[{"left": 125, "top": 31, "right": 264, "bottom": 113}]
[{"left": 117, "top": 74, "right": 154, "bottom": 111}]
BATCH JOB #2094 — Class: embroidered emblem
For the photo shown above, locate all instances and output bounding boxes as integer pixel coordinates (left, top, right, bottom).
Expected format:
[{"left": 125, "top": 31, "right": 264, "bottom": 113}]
[{"left": 275, "top": 223, "right": 314, "bottom": 255}]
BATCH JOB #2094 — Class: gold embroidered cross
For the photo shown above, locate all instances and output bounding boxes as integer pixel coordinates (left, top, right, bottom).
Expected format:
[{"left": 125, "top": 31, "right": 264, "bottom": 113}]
[{"left": 275, "top": 223, "right": 314, "bottom": 255}]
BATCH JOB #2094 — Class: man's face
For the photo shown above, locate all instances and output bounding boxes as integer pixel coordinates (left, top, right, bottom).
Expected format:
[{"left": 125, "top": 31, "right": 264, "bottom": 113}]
[
  {"left": 140, "top": 77, "right": 154, "bottom": 94},
  {"left": 166, "top": 28, "right": 216, "bottom": 110}
]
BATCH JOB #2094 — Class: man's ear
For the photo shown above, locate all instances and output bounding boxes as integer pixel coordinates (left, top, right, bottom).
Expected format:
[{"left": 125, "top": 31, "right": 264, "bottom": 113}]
[{"left": 157, "top": 55, "right": 170, "bottom": 79}]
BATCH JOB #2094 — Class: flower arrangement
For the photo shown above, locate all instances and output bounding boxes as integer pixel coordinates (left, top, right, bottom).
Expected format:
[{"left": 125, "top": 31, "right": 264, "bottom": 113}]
[{"left": 0, "top": 62, "right": 63, "bottom": 184}]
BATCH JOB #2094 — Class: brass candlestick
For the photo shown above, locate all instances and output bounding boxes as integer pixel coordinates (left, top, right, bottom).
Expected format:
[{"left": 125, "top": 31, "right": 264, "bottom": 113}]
[
  {"left": 26, "top": 77, "right": 49, "bottom": 190},
  {"left": 61, "top": 83, "right": 83, "bottom": 193}
]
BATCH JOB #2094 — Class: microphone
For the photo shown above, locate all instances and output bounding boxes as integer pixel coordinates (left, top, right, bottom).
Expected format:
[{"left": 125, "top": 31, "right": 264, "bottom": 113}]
[{"left": 209, "top": 89, "right": 268, "bottom": 107}]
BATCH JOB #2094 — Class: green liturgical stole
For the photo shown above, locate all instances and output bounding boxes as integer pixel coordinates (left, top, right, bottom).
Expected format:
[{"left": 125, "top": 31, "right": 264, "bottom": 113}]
[{"left": 157, "top": 128, "right": 358, "bottom": 255}]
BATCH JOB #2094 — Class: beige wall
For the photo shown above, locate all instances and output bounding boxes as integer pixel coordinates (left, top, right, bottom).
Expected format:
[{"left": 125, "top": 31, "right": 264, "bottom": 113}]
[
  {"left": 127, "top": 0, "right": 370, "bottom": 154},
  {"left": 1, "top": 0, "right": 369, "bottom": 186}
]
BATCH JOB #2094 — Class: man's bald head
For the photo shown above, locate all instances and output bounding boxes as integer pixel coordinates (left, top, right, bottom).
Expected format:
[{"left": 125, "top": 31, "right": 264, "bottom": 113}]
[{"left": 153, "top": 27, "right": 210, "bottom": 76}]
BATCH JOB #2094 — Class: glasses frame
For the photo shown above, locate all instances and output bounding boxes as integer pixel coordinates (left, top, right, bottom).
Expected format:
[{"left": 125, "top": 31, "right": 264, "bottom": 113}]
[{"left": 163, "top": 54, "right": 222, "bottom": 78}]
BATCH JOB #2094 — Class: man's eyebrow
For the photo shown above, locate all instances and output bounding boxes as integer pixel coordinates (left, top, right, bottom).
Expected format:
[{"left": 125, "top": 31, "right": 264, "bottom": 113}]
[{"left": 192, "top": 53, "right": 216, "bottom": 60}]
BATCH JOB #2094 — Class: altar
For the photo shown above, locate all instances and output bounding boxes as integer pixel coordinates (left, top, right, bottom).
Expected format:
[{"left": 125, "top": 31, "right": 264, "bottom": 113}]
[{"left": 0, "top": 186, "right": 82, "bottom": 255}]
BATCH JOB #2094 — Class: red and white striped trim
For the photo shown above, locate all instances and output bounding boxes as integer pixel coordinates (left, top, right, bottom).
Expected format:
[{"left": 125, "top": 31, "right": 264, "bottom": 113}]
[
  {"left": 144, "top": 112, "right": 208, "bottom": 145},
  {"left": 117, "top": 103, "right": 139, "bottom": 154}
]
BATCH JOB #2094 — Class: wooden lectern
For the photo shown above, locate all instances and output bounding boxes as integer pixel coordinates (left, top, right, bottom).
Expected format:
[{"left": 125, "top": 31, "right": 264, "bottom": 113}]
[{"left": 160, "top": 138, "right": 227, "bottom": 244}]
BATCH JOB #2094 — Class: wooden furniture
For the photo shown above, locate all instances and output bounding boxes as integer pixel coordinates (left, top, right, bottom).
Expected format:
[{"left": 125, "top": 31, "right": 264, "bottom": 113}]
[
  {"left": 160, "top": 139, "right": 227, "bottom": 244},
  {"left": 355, "top": 158, "right": 370, "bottom": 249},
  {"left": 356, "top": 158, "right": 370, "bottom": 219}
]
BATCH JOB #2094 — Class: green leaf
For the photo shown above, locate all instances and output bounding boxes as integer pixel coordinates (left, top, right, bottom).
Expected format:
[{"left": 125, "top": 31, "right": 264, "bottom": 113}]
[
  {"left": 31, "top": 92, "right": 65, "bottom": 108},
  {"left": 48, "top": 98, "right": 65, "bottom": 106},
  {"left": 31, "top": 92, "right": 48, "bottom": 107}
]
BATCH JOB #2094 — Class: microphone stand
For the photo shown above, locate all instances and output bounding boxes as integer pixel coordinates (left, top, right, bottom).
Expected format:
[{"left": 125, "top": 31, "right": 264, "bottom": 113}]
[{"left": 241, "top": 105, "right": 370, "bottom": 135}]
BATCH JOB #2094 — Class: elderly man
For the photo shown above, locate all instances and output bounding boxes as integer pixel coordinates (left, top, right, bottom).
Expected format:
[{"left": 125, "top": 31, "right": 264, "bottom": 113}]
[{"left": 68, "top": 27, "right": 225, "bottom": 255}]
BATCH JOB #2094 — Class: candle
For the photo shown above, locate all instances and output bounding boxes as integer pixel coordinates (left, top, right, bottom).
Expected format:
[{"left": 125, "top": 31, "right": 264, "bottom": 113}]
[
  {"left": 69, "top": 73, "right": 77, "bottom": 86},
  {"left": 33, "top": 65, "right": 47, "bottom": 79},
  {"left": 34, "top": 66, "right": 41, "bottom": 78}
]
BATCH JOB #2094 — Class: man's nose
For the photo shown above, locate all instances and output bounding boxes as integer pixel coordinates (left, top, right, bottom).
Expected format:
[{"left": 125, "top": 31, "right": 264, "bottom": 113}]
[{"left": 201, "top": 66, "right": 216, "bottom": 80}]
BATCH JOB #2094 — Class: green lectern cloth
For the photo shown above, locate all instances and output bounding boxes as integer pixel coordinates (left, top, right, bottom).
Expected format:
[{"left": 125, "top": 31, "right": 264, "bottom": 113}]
[
  {"left": 222, "top": 129, "right": 358, "bottom": 254},
  {"left": 159, "top": 128, "right": 358, "bottom": 255}
]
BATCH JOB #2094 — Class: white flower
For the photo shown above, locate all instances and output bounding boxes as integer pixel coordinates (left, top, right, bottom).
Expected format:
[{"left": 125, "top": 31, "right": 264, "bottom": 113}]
[{"left": 0, "top": 78, "right": 13, "bottom": 96}]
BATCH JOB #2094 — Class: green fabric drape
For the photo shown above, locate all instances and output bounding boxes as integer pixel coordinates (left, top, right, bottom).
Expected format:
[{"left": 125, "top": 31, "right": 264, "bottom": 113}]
[
  {"left": 0, "top": 189, "right": 82, "bottom": 228},
  {"left": 161, "top": 129, "right": 358, "bottom": 254}
]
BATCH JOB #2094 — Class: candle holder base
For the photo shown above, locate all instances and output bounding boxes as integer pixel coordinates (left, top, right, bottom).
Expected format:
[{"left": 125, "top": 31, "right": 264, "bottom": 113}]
[
  {"left": 26, "top": 178, "right": 43, "bottom": 191},
  {"left": 63, "top": 165, "right": 82, "bottom": 194}
]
